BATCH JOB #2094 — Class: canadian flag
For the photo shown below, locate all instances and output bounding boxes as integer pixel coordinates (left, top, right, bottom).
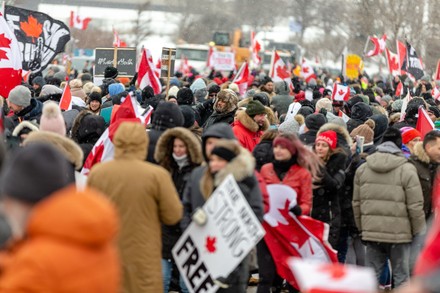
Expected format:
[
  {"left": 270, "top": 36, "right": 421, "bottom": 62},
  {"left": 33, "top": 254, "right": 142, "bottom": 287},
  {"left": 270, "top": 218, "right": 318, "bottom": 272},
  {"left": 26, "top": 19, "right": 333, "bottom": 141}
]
[
  {"left": 155, "top": 58, "right": 161, "bottom": 78},
  {"left": 113, "top": 28, "right": 126, "bottom": 48},
  {"left": 331, "top": 84, "right": 350, "bottom": 101},
  {"left": 232, "top": 62, "right": 249, "bottom": 96},
  {"left": 301, "top": 58, "right": 316, "bottom": 83},
  {"left": 432, "top": 86, "right": 440, "bottom": 101},
  {"left": 179, "top": 54, "right": 191, "bottom": 76},
  {"left": 288, "top": 258, "right": 377, "bottom": 293},
  {"left": 396, "top": 40, "right": 407, "bottom": 73},
  {"left": 263, "top": 184, "right": 338, "bottom": 289},
  {"left": 206, "top": 46, "right": 214, "bottom": 68},
  {"left": 365, "top": 34, "right": 387, "bottom": 57},
  {"left": 395, "top": 82, "right": 403, "bottom": 97},
  {"left": 138, "top": 48, "right": 162, "bottom": 94},
  {"left": 69, "top": 11, "right": 91, "bottom": 30},
  {"left": 0, "top": 12, "right": 22, "bottom": 99},
  {"left": 385, "top": 48, "right": 400, "bottom": 77},
  {"left": 339, "top": 110, "right": 350, "bottom": 123},
  {"left": 81, "top": 94, "right": 148, "bottom": 175},
  {"left": 250, "top": 31, "right": 262, "bottom": 66},
  {"left": 270, "top": 50, "right": 294, "bottom": 92},
  {"left": 434, "top": 59, "right": 440, "bottom": 81},
  {"left": 59, "top": 85, "right": 72, "bottom": 111},
  {"left": 416, "top": 107, "right": 435, "bottom": 139}
]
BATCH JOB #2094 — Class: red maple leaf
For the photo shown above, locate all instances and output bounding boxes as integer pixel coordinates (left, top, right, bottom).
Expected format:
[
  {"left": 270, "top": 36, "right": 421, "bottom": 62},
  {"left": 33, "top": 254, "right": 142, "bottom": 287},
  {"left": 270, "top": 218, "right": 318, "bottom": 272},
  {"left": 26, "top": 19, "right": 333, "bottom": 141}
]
[
  {"left": 276, "top": 65, "right": 290, "bottom": 79},
  {"left": 278, "top": 200, "right": 310, "bottom": 248},
  {"left": 20, "top": 15, "right": 43, "bottom": 43},
  {"left": 302, "top": 67, "right": 309, "bottom": 74},
  {"left": 205, "top": 236, "right": 217, "bottom": 253},
  {"left": 390, "top": 56, "right": 398, "bottom": 71},
  {"left": 338, "top": 89, "right": 344, "bottom": 95},
  {"left": 318, "top": 263, "right": 347, "bottom": 280},
  {"left": 0, "top": 33, "right": 11, "bottom": 61}
]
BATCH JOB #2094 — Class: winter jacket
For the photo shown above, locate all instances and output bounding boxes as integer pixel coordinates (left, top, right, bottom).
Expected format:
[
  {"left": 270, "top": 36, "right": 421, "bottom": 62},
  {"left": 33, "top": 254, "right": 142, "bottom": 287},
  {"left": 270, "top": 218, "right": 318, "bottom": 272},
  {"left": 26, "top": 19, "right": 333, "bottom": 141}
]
[
  {"left": 253, "top": 139, "right": 274, "bottom": 172},
  {"left": 4, "top": 98, "right": 43, "bottom": 133},
  {"left": 317, "top": 123, "right": 352, "bottom": 156},
  {"left": 202, "top": 109, "right": 236, "bottom": 130},
  {"left": 0, "top": 186, "right": 120, "bottom": 292},
  {"left": 409, "top": 142, "right": 439, "bottom": 220},
  {"left": 154, "top": 127, "right": 203, "bottom": 260},
  {"left": 353, "top": 141, "right": 426, "bottom": 243},
  {"left": 299, "top": 129, "right": 319, "bottom": 146},
  {"left": 271, "top": 94, "right": 292, "bottom": 117},
  {"left": 312, "top": 152, "right": 347, "bottom": 248},
  {"left": 88, "top": 122, "right": 183, "bottom": 293},
  {"left": 259, "top": 163, "right": 313, "bottom": 215},
  {"left": 195, "top": 98, "right": 215, "bottom": 126},
  {"left": 232, "top": 111, "right": 269, "bottom": 152}
]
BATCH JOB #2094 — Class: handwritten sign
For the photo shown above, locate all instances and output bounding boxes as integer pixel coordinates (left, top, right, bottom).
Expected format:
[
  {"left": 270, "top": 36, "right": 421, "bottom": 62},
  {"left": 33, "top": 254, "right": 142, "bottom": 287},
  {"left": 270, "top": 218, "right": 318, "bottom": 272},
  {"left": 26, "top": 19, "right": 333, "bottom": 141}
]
[{"left": 94, "top": 47, "right": 136, "bottom": 77}]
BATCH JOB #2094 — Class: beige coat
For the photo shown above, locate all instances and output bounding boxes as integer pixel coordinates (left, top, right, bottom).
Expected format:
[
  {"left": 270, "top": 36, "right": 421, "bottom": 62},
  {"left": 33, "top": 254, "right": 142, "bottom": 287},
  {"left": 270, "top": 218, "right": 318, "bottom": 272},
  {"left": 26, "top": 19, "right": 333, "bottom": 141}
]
[
  {"left": 353, "top": 142, "right": 425, "bottom": 243},
  {"left": 87, "top": 122, "right": 183, "bottom": 293}
]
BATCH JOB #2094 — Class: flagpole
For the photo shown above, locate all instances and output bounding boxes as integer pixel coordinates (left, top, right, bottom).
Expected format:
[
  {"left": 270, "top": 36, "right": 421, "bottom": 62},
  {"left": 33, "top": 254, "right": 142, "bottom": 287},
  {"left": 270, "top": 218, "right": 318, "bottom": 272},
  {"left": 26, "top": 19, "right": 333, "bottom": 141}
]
[
  {"left": 165, "top": 47, "right": 172, "bottom": 98},
  {"left": 362, "top": 36, "right": 370, "bottom": 56},
  {"left": 269, "top": 50, "right": 275, "bottom": 77},
  {"left": 1, "top": 1, "right": 5, "bottom": 15}
]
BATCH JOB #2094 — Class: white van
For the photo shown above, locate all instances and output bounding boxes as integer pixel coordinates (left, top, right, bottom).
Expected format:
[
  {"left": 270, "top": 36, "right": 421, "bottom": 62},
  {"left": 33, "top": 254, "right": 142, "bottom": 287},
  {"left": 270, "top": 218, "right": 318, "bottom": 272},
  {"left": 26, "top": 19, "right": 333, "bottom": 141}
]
[{"left": 175, "top": 44, "right": 209, "bottom": 73}]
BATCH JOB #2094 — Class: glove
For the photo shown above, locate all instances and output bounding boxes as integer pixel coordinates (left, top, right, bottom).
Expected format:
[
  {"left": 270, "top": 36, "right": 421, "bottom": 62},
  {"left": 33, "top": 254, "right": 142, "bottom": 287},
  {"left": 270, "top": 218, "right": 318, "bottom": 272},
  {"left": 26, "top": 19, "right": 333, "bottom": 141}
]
[
  {"left": 192, "top": 207, "right": 207, "bottom": 226},
  {"left": 214, "top": 277, "right": 229, "bottom": 289},
  {"left": 290, "top": 205, "right": 302, "bottom": 216}
]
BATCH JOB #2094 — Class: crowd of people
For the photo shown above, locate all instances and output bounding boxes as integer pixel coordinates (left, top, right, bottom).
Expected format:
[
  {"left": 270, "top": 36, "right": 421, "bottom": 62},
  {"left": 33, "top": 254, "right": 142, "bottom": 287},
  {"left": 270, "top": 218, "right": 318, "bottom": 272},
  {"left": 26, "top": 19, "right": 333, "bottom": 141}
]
[{"left": 0, "top": 62, "right": 438, "bottom": 293}]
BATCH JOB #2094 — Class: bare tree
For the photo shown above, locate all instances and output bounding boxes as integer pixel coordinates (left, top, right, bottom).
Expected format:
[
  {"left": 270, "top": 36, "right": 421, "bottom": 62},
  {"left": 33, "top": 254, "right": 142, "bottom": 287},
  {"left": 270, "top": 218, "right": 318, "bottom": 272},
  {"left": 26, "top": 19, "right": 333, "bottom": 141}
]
[
  {"left": 71, "top": 27, "right": 113, "bottom": 49},
  {"left": 131, "top": 1, "right": 152, "bottom": 49}
]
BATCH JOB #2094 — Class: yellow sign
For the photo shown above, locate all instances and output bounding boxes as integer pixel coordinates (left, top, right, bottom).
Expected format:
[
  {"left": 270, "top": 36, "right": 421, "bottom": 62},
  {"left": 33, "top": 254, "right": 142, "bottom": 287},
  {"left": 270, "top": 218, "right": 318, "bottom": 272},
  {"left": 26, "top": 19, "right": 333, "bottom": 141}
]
[{"left": 345, "top": 54, "right": 364, "bottom": 79}]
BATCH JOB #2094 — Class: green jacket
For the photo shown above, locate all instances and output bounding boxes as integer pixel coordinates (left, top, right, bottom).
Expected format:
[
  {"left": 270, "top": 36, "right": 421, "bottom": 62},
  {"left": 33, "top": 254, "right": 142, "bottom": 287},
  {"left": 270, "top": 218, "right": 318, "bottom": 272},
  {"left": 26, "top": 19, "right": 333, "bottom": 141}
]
[{"left": 353, "top": 142, "right": 426, "bottom": 243}]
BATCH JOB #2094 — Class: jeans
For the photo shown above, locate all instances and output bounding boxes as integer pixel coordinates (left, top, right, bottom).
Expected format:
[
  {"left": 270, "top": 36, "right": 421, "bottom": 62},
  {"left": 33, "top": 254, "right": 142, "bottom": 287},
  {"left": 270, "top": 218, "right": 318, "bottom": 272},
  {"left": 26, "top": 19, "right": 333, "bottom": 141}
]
[
  {"left": 162, "top": 259, "right": 188, "bottom": 293},
  {"left": 345, "top": 235, "right": 366, "bottom": 266},
  {"left": 409, "top": 232, "right": 426, "bottom": 275},
  {"left": 365, "top": 242, "right": 410, "bottom": 288}
]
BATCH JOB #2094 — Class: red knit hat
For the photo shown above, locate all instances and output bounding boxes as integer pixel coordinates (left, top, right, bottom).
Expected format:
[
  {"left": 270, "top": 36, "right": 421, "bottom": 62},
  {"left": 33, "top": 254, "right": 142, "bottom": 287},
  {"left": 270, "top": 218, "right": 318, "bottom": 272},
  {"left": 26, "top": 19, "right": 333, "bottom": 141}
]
[
  {"left": 402, "top": 128, "right": 421, "bottom": 144},
  {"left": 273, "top": 136, "right": 297, "bottom": 156},
  {"left": 316, "top": 130, "right": 338, "bottom": 150}
]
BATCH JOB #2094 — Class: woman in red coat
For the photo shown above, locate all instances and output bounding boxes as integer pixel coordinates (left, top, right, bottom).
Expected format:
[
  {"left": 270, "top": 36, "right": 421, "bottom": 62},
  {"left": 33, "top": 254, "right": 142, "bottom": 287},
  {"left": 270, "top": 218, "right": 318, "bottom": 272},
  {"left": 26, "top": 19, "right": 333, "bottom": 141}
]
[{"left": 257, "top": 133, "right": 321, "bottom": 293}]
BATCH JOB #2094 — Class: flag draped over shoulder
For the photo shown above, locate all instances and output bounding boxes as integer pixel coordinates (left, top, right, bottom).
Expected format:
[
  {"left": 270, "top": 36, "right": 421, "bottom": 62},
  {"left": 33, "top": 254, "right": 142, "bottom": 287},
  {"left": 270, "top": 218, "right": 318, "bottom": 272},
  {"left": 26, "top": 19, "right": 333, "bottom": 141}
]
[
  {"left": 4, "top": 5, "right": 70, "bottom": 73},
  {"left": 263, "top": 184, "right": 337, "bottom": 289}
]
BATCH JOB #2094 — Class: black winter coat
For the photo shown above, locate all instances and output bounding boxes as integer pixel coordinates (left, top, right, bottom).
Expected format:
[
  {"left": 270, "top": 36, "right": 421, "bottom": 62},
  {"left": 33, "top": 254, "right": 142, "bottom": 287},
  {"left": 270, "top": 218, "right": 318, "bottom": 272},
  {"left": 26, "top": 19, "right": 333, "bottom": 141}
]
[
  {"left": 312, "top": 152, "right": 347, "bottom": 248},
  {"left": 299, "top": 130, "right": 318, "bottom": 146},
  {"left": 252, "top": 140, "right": 274, "bottom": 172},
  {"left": 202, "top": 109, "right": 236, "bottom": 130}
]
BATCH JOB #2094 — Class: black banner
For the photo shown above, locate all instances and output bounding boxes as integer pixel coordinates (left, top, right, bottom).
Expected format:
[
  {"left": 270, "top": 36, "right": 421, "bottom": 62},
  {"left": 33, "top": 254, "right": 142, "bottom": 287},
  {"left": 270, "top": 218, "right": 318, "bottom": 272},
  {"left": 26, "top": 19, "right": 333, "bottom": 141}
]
[
  {"left": 4, "top": 5, "right": 70, "bottom": 73},
  {"left": 401, "top": 41, "right": 424, "bottom": 80}
]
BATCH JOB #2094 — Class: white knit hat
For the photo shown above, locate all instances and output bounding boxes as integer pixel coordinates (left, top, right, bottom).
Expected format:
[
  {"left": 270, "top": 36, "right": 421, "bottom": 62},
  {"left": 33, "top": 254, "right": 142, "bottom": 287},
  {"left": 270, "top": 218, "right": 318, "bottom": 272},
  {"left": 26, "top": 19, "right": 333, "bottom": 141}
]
[{"left": 39, "top": 102, "right": 66, "bottom": 136}]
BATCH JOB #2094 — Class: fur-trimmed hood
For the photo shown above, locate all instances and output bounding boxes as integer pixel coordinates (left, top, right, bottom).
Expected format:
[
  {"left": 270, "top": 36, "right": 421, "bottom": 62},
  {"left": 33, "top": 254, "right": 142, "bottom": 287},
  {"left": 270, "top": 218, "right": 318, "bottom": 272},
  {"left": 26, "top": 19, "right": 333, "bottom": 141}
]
[
  {"left": 236, "top": 110, "right": 269, "bottom": 133},
  {"left": 317, "top": 122, "right": 353, "bottom": 146},
  {"left": 412, "top": 141, "right": 430, "bottom": 164},
  {"left": 200, "top": 139, "right": 255, "bottom": 198},
  {"left": 70, "top": 110, "right": 105, "bottom": 144},
  {"left": 12, "top": 121, "right": 39, "bottom": 137},
  {"left": 24, "top": 131, "right": 84, "bottom": 170},
  {"left": 154, "top": 127, "right": 203, "bottom": 168}
]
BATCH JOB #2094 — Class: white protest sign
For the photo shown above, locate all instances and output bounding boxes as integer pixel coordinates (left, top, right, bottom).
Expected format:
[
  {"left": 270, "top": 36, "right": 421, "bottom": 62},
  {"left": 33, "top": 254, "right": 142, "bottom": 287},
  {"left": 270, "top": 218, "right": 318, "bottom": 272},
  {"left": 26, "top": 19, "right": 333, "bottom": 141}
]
[
  {"left": 172, "top": 174, "right": 265, "bottom": 293},
  {"left": 212, "top": 52, "right": 235, "bottom": 71}
]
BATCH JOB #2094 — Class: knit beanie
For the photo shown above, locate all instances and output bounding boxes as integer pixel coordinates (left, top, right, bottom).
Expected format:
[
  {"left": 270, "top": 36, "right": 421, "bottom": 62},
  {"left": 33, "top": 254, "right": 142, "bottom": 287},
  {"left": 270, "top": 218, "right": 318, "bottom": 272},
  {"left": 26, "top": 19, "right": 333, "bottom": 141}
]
[
  {"left": 381, "top": 127, "right": 403, "bottom": 148},
  {"left": 88, "top": 92, "right": 102, "bottom": 104},
  {"left": 168, "top": 86, "right": 179, "bottom": 98},
  {"left": 305, "top": 113, "right": 327, "bottom": 131},
  {"left": 391, "top": 99, "right": 403, "bottom": 112},
  {"left": 253, "top": 93, "right": 270, "bottom": 106},
  {"left": 8, "top": 85, "right": 32, "bottom": 107},
  {"left": 208, "top": 83, "right": 221, "bottom": 95},
  {"left": 273, "top": 134, "right": 297, "bottom": 156},
  {"left": 350, "top": 119, "right": 375, "bottom": 144},
  {"left": 108, "top": 83, "right": 125, "bottom": 97},
  {"left": 246, "top": 100, "right": 266, "bottom": 117},
  {"left": 0, "top": 143, "right": 71, "bottom": 204},
  {"left": 104, "top": 66, "right": 118, "bottom": 79},
  {"left": 32, "top": 76, "right": 45, "bottom": 87},
  {"left": 401, "top": 127, "right": 421, "bottom": 145},
  {"left": 176, "top": 88, "right": 194, "bottom": 105},
  {"left": 39, "top": 102, "right": 66, "bottom": 136},
  {"left": 179, "top": 105, "right": 195, "bottom": 128},
  {"left": 228, "top": 83, "right": 239, "bottom": 94},
  {"left": 316, "top": 98, "right": 333, "bottom": 113},
  {"left": 316, "top": 130, "right": 337, "bottom": 149},
  {"left": 211, "top": 146, "right": 237, "bottom": 162},
  {"left": 381, "top": 95, "right": 392, "bottom": 105},
  {"left": 298, "top": 106, "right": 314, "bottom": 118}
]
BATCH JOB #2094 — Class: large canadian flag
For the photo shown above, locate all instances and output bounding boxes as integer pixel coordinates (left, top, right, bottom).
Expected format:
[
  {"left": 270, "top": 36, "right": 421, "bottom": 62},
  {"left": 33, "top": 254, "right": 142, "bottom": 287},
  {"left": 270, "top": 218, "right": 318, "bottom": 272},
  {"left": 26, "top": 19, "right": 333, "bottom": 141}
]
[
  {"left": 81, "top": 94, "right": 149, "bottom": 175},
  {"left": 432, "top": 86, "right": 440, "bottom": 102},
  {"left": 385, "top": 48, "right": 401, "bottom": 77},
  {"left": 69, "top": 11, "right": 91, "bottom": 30},
  {"left": 138, "top": 48, "right": 162, "bottom": 94},
  {"left": 301, "top": 58, "right": 316, "bottom": 83},
  {"left": 232, "top": 62, "right": 249, "bottom": 96},
  {"left": 263, "top": 184, "right": 338, "bottom": 289},
  {"left": 270, "top": 50, "right": 294, "bottom": 92},
  {"left": 0, "top": 12, "right": 22, "bottom": 99},
  {"left": 416, "top": 107, "right": 435, "bottom": 139},
  {"left": 250, "top": 31, "right": 261, "bottom": 66},
  {"left": 365, "top": 34, "right": 387, "bottom": 57},
  {"left": 288, "top": 258, "right": 377, "bottom": 293},
  {"left": 331, "top": 84, "right": 350, "bottom": 101}
]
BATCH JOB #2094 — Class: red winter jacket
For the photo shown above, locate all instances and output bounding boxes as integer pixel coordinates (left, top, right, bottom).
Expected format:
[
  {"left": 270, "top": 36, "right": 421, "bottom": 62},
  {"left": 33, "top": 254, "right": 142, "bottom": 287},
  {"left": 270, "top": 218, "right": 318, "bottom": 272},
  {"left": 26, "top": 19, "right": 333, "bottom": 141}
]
[
  {"left": 259, "top": 163, "right": 313, "bottom": 215},
  {"left": 232, "top": 111, "right": 269, "bottom": 152}
]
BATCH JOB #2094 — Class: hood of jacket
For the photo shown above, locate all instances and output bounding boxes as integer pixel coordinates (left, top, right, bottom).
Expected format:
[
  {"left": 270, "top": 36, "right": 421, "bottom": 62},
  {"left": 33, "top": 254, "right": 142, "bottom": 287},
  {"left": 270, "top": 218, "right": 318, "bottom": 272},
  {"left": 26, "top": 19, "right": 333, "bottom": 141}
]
[
  {"left": 366, "top": 142, "right": 407, "bottom": 173},
  {"left": 12, "top": 121, "right": 39, "bottom": 137},
  {"left": 27, "top": 186, "right": 118, "bottom": 248},
  {"left": 411, "top": 141, "right": 430, "bottom": 164},
  {"left": 236, "top": 110, "right": 269, "bottom": 133},
  {"left": 71, "top": 111, "right": 106, "bottom": 144},
  {"left": 154, "top": 127, "right": 203, "bottom": 167},
  {"left": 317, "top": 122, "right": 353, "bottom": 146},
  {"left": 24, "top": 131, "right": 84, "bottom": 170},
  {"left": 202, "top": 122, "right": 236, "bottom": 160},
  {"left": 274, "top": 81, "right": 290, "bottom": 95},
  {"left": 351, "top": 102, "right": 372, "bottom": 121},
  {"left": 113, "top": 121, "right": 148, "bottom": 160}
]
